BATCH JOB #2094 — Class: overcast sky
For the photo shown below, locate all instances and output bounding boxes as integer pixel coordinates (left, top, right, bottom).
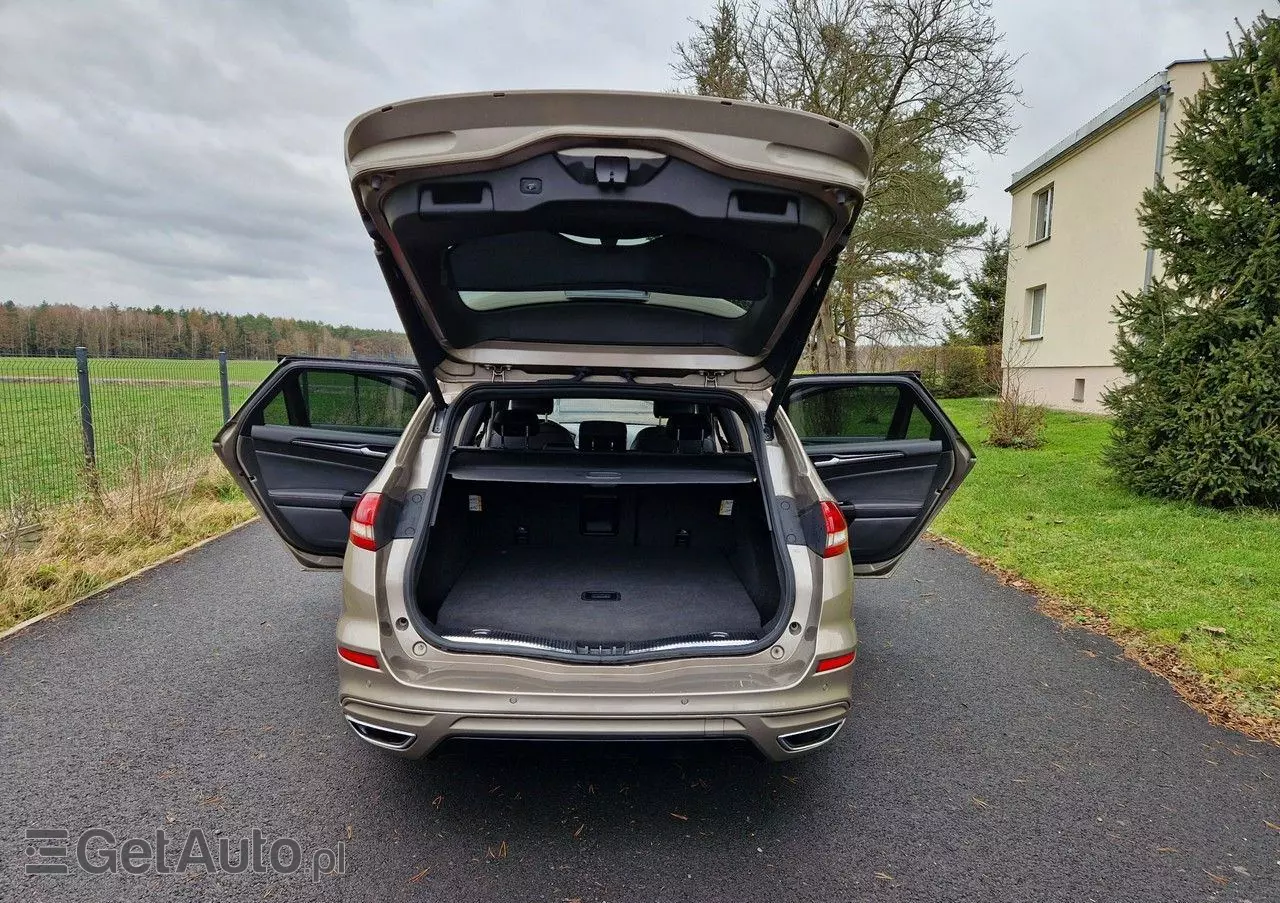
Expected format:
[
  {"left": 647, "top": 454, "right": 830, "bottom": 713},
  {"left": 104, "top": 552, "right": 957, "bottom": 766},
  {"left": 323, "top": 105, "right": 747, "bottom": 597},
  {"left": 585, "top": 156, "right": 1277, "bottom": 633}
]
[{"left": 0, "top": 0, "right": 1270, "bottom": 331}]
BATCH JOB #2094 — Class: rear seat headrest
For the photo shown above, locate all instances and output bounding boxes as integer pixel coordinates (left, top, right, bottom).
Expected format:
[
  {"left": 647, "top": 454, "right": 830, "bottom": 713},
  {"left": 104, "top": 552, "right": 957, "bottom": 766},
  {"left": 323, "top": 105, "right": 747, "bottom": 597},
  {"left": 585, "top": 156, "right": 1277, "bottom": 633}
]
[
  {"left": 493, "top": 408, "right": 542, "bottom": 436},
  {"left": 665, "top": 412, "right": 711, "bottom": 437},
  {"left": 653, "top": 400, "right": 697, "bottom": 418},
  {"left": 510, "top": 397, "right": 553, "bottom": 415},
  {"left": 578, "top": 420, "right": 627, "bottom": 452}
]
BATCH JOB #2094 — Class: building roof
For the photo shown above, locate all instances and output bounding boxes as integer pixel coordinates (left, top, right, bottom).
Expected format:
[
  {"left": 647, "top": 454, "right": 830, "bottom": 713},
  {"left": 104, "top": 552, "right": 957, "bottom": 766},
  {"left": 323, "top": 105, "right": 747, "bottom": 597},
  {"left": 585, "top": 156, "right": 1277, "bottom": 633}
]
[{"left": 1006, "top": 58, "right": 1221, "bottom": 193}]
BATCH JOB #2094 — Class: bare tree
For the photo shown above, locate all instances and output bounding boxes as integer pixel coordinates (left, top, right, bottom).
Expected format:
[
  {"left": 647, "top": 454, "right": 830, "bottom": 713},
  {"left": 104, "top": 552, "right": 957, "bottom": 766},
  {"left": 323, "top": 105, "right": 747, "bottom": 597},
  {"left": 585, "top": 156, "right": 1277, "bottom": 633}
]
[{"left": 675, "top": 0, "right": 1019, "bottom": 370}]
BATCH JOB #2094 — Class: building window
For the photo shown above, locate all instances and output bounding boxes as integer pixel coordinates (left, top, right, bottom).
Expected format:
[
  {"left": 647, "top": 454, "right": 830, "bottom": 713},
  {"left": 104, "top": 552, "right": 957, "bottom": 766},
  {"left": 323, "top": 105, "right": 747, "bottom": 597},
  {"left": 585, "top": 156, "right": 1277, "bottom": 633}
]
[
  {"left": 1027, "top": 286, "right": 1046, "bottom": 338},
  {"left": 1073, "top": 378, "right": 1086, "bottom": 403},
  {"left": 1032, "top": 184, "right": 1053, "bottom": 242}
]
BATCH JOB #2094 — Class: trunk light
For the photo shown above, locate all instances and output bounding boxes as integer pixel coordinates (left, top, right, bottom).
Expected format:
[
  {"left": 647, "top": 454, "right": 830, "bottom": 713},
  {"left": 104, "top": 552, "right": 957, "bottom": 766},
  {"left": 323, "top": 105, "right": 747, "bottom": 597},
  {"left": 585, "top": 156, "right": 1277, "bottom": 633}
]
[
  {"left": 816, "top": 649, "right": 856, "bottom": 673},
  {"left": 819, "top": 500, "right": 849, "bottom": 558},
  {"left": 338, "top": 646, "right": 381, "bottom": 670},
  {"left": 349, "top": 492, "right": 383, "bottom": 551}
]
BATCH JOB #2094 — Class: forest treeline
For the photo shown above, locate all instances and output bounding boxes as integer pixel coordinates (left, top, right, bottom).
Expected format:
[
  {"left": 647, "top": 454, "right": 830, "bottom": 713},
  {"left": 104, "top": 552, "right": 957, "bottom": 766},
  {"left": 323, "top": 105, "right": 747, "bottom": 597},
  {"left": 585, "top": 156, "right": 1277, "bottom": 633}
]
[{"left": 0, "top": 301, "right": 411, "bottom": 360}]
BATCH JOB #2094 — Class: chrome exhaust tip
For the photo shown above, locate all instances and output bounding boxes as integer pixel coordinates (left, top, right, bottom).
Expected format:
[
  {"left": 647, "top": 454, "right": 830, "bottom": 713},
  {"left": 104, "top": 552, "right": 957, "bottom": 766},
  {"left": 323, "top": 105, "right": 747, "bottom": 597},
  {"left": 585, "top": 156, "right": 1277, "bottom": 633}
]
[
  {"left": 345, "top": 716, "right": 417, "bottom": 751},
  {"left": 777, "top": 719, "right": 845, "bottom": 753}
]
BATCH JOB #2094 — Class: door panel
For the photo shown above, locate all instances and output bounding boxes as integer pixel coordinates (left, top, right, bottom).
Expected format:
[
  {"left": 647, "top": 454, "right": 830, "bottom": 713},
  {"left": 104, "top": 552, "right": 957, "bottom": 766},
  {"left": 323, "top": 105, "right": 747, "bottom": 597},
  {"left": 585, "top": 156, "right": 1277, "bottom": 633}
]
[
  {"left": 214, "top": 359, "right": 427, "bottom": 568},
  {"left": 781, "top": 375, "right": 973, "bottom": 576}
]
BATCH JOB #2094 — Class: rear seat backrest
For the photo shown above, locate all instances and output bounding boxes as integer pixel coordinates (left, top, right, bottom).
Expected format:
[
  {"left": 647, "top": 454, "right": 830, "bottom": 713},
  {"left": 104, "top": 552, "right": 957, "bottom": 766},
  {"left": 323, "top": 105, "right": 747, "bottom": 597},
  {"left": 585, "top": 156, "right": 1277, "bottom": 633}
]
[
  {"left": 633, "top": 400, "right": 701, "bottom": 452},
  {"left": 489, "top": 398, "right": 576, "bottom": 449}
]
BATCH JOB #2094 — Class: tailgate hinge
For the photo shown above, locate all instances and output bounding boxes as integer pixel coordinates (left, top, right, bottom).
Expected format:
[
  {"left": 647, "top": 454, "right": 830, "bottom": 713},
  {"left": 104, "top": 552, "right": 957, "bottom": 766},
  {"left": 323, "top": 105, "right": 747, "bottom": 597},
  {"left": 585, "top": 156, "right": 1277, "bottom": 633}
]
[
  {"left": 702, "top": 370, "right": 725, "bottom": 388},
  {"left": 484, "top": 364, "right": 510, "bottom": 382}
]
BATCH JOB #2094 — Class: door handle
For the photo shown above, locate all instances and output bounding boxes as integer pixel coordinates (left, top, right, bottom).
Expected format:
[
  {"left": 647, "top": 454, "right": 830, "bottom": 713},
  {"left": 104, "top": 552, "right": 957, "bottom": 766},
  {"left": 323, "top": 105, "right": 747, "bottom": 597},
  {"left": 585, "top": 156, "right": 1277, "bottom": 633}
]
[
  {"left": 812, "top": 452, "right": 905, "bottom": 467},
  {"left": 292, "top": 439, "right": 389, "bottom": 459}
]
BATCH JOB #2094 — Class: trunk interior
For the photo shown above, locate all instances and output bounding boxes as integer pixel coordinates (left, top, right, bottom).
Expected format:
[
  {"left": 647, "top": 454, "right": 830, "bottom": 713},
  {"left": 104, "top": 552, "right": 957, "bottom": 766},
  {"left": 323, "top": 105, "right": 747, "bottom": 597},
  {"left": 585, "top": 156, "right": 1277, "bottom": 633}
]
[{"left": 415, "top": 475, "right": 783, "bottom": 653}]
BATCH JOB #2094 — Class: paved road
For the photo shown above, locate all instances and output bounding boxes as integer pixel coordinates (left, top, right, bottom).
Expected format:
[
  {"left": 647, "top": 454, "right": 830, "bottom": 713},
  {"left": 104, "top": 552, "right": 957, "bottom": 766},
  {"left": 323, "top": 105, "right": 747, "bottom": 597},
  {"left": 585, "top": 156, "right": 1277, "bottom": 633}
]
[{"left": 3, "top": 523, "right": 1277, "bottom": 902}]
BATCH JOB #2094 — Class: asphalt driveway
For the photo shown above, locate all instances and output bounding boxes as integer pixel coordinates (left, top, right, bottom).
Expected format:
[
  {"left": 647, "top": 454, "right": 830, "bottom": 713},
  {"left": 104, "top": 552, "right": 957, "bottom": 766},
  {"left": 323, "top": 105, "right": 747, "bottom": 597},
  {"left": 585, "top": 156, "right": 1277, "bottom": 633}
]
[{"left": 2, "top": 522, "right": 1277, "bottom": 902}]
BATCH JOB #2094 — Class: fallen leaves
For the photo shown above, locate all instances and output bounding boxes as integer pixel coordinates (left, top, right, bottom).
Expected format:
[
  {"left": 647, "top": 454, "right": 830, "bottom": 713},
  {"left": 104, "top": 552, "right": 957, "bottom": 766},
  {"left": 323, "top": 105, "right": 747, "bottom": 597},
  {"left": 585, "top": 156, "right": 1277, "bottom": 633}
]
[
  {"left": 670, "top": 812, "right": 688, "bottom": 821},
  {"left": 874, "top": 872, "right": 894, "bottom": 881},
  {"left": 408, "top": 867, "right": 430, "bottom": 883},
  {"left": 487, "top": 840, "right": 509, "bottom": 860},
  {"left": 1203, "top": 869, "right": 1229, "bottom": 887}
]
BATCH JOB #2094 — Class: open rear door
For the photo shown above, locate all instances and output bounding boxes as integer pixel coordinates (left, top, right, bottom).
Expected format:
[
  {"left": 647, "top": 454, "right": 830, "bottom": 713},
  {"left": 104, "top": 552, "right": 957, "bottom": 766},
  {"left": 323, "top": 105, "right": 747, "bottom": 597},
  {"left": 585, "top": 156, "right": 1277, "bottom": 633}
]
[
  {"left": 214, "top": 359, "right": 427, "bottom": 568},
  {"left": 779, "top": 375, "right": 974, "bottom": 576}
]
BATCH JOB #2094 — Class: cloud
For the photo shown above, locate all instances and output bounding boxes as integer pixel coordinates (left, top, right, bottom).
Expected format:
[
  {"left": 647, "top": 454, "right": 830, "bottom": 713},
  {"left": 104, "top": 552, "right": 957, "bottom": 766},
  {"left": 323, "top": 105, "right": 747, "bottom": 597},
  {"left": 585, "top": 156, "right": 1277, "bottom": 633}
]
[
  {"left": 964, "top": 0, "right": 1265, "bottom": 233},
  {"left": 0, "top": 0, "right": 1267, "bottom": 331}
]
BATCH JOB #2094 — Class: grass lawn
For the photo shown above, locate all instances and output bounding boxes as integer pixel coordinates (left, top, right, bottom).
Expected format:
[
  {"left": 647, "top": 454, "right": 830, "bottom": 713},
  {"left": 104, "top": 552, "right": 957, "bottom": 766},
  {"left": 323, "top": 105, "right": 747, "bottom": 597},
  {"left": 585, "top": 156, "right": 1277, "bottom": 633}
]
[
  {"left": 0, "top": 357, "right": 275, "bottom": 504},
  {"left": 933, "top": 398, "right": 1280, "bottom": 720},
  {"left": 0, "top": 356, "right": 275, "bottom": 382}
]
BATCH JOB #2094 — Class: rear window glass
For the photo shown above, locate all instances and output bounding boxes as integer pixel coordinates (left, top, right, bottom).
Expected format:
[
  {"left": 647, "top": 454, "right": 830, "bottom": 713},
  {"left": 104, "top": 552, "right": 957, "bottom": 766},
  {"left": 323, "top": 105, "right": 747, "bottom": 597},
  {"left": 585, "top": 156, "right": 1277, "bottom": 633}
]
[
  {"left": 552, "top": 398, "right": 660, "bottom": 426},
  {"left": 448, "top": 231, "right": 770, "bottom": 320}
]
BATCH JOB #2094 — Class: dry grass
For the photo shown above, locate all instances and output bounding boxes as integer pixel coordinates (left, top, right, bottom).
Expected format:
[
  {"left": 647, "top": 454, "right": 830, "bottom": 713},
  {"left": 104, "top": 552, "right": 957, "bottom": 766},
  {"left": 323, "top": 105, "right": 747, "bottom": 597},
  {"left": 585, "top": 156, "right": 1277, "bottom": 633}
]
[{"left": 0, "top": 456, "right": 255, "bottom": 632}]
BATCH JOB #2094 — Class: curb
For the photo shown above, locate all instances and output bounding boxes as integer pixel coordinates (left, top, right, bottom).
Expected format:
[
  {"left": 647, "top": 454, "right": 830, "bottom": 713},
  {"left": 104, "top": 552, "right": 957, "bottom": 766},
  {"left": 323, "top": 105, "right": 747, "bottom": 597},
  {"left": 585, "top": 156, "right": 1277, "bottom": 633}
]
[{"left": 0, "top": 517, "right": 259, "bottom": 643}]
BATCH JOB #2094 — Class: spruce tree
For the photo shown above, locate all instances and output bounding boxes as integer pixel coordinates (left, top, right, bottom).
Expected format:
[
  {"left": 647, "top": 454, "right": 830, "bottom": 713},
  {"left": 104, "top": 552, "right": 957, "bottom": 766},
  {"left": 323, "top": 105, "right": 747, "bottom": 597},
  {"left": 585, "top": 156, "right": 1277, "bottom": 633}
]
[
  {"left": 1104, "top": 14, "right": 1280, "bottom": 508},
  {"left": 946, "top": 228, "right": 1008, "bottom": 346}
]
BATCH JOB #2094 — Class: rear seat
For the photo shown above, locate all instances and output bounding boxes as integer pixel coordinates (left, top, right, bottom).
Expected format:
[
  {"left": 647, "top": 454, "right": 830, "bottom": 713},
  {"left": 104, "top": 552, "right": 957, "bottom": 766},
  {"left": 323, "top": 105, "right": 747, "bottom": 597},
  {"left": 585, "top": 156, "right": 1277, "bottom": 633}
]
[
  {"left": 632, "top": 401, "right": 715, "bottom": 453},
  {"left": 488, "top": 399, "right": 576, "bottom": 449}
]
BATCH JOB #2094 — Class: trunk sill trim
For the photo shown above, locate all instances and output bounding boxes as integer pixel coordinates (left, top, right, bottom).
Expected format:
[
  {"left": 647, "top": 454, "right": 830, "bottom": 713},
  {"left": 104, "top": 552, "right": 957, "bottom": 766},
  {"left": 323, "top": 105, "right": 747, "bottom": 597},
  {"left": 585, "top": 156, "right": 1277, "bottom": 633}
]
[{"left": 437, "top": 634, "right": 758, "bottom": 656}]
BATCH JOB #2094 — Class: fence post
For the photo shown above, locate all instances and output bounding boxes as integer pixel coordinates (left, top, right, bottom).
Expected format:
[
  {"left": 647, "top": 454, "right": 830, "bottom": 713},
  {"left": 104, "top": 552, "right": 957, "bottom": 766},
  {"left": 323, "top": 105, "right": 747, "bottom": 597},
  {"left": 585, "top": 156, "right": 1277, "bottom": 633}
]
[
  {"left": 75, "top": 345, "right": 96, "bottom": 470},
  {"left": 218, "top": 349, "right": 231, "bottom": 422}
]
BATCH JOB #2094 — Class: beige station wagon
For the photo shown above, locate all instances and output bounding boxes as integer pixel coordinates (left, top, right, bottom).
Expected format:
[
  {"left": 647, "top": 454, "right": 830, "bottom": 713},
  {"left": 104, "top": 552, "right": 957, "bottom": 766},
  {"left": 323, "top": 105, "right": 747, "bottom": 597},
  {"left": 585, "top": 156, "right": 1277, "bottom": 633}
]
[{"left": 215, "top": 90, "right": 973, "bottom": 760}]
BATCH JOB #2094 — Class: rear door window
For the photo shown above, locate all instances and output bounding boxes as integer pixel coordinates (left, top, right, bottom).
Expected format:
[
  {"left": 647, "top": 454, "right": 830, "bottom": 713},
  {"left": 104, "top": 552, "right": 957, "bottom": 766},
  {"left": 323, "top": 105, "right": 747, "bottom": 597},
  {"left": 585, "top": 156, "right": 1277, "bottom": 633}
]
[
  {"left": 261, "top": 370, "right": 422, "bottom": 432},
  {"left": 786, "top": 383, "right": 936, "bottom": 444}
]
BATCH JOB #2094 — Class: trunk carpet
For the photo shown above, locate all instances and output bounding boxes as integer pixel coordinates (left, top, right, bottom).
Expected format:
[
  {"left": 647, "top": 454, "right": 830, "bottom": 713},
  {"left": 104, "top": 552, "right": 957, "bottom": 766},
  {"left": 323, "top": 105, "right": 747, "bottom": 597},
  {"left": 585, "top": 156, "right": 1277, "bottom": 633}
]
[{"left": 434, "top": 547, "right": 762, "bottom": 642}]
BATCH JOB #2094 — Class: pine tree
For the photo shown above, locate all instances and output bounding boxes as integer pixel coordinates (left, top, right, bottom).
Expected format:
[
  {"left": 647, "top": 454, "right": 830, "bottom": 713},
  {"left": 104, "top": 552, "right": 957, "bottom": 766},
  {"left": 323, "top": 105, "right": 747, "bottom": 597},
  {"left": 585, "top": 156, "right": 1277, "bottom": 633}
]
[
  {"left": 946, "top": 228, "right": 1008, "bottom": 346},
  {"left": 1104, "top": 13, "right": 1280, "bottom": 508}
]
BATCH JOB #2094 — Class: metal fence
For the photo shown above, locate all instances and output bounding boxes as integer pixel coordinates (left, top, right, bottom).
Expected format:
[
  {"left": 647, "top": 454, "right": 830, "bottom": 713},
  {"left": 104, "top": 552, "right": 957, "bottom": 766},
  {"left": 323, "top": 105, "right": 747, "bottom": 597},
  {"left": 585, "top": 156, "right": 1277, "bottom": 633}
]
[{"left": 0, "top": 349, "right": 275, "bottom": 509}]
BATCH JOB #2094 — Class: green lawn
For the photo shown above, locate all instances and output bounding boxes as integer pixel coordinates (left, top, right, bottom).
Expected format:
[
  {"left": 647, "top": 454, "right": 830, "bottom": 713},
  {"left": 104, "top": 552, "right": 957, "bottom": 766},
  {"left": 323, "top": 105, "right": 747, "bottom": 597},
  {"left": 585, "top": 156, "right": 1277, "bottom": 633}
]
[
  {"left": 0, "top": 356, "right": 275, "bottom": 382},
  {"left": 0, "top": 357, "right": 275, "bottom": 505},
  {"left": 933, "top": 398, "right": 1280, "bottom": 716}
]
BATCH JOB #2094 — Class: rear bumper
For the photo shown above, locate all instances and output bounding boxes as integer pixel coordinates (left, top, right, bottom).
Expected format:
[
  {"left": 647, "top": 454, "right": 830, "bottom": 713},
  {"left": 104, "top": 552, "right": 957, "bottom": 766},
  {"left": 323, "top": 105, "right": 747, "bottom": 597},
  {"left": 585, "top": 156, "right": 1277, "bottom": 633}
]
[{"left": 340, "top": 696, "right": 851, "bottom": 762}]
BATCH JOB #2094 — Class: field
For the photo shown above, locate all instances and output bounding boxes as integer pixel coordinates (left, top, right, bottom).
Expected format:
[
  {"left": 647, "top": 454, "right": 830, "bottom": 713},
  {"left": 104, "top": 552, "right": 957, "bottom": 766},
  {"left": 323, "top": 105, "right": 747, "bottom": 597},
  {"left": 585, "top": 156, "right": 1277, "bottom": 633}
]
[
  {"left": 0, "top": 356, "right": 276, "bottom": 505},
  {"left": 933, "top": 398, "right": 1280, "bottom": 720}
]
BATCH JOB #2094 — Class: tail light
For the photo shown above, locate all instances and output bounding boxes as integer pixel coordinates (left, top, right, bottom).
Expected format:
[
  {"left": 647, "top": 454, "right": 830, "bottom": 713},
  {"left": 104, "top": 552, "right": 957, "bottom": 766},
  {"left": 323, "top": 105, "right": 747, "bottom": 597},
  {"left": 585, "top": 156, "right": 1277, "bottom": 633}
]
[
  {"left": 819, "top": 500, "right": 849, "bottom": 558},
  {"left": 349, "top": 492, "right": 384, "bottom": 551}
]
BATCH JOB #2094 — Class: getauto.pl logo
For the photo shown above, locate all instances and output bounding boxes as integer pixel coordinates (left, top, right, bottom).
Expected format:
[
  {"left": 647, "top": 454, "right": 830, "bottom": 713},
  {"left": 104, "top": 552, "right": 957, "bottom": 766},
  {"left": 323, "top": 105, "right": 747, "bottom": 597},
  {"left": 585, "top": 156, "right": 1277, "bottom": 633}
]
[{"left": 23, "top": 828, "right": 346, "bottom": 881}]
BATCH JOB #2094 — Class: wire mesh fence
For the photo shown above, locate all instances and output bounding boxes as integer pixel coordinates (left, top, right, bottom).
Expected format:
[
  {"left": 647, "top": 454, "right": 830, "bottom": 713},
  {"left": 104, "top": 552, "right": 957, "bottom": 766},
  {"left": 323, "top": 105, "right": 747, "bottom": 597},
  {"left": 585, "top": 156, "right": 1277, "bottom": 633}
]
[{"left": 0, "top": 350, "right": 275, "bottom": 510}]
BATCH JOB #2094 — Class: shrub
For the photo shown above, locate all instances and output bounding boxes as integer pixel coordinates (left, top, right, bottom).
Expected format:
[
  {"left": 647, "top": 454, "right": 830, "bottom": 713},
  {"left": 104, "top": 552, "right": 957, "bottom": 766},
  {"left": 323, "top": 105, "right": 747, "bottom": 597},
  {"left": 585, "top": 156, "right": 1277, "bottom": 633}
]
[
  {"left": 903, "top": 345, "right": 998, "bottom": 398},
  {"left": 984, "top": 391, "right": 1046, "bottom": 449},
  {"left": 1105, "top": 15, "right": 1280, "bottom": 508}
]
